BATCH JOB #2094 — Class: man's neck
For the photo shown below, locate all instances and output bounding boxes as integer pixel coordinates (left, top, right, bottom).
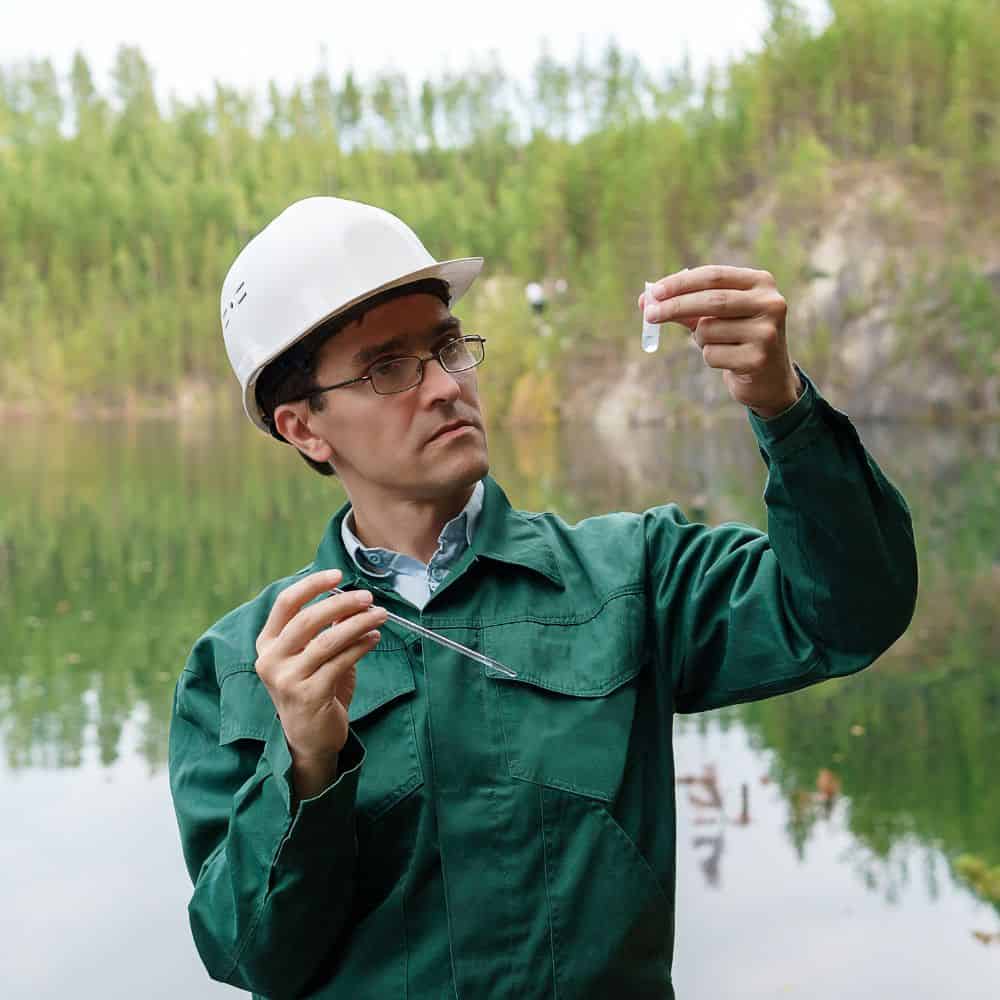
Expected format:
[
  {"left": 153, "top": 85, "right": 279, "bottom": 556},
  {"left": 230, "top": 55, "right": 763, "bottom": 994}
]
[{"left": 348, "top": 483, "right": 477, "bottom": 565}]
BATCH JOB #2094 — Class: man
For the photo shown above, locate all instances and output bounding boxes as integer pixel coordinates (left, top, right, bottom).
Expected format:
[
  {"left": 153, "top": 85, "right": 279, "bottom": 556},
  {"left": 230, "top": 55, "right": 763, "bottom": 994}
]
[{"left": 169, "top": 196, "right": 917, "bottom": 998}]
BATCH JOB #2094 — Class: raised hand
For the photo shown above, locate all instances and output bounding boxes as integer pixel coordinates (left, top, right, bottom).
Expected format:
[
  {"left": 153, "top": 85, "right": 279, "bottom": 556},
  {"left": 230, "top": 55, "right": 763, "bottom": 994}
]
[{"left": 639, "top": 265, "right": 801, "bottom": 418}]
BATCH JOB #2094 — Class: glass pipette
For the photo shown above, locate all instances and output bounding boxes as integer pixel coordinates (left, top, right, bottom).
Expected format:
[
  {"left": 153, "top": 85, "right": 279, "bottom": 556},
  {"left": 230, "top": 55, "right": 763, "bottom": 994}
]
[{"left": 330, "top": 587, "right": 518, "bottom": 678}]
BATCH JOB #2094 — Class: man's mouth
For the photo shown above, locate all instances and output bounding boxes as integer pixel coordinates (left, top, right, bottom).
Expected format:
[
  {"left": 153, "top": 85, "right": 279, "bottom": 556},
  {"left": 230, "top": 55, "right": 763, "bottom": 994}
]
[{"left": 427, "top": 420, "right": 475, "bottom": 443}]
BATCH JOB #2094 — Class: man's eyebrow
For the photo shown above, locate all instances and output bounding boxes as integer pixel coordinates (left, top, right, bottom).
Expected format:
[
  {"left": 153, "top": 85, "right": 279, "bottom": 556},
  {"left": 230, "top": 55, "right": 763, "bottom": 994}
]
[{"left": 352, "top": 317, "right": 462, "bottom": 368}]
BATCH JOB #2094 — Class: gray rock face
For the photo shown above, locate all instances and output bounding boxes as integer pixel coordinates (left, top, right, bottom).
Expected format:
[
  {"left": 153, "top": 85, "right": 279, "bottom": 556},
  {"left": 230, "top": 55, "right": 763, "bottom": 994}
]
[{"left": 565, "top": 165, "right": 1000, "bottom": 428}]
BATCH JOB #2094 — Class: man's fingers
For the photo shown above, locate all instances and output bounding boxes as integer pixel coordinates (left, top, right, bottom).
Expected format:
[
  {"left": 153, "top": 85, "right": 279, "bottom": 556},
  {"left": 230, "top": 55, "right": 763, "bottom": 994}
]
[
  {"left": 648, "top": 265, "right": 768, "bottom": 303},
  {"left": 639, "top": 267, "right": 782, "bottom": 328},
  {"left": 301, "top": 631, "right": 382, "bottom": 701},
  {"left": 692, "top": 316, "right": 774, "bottom": 348},
  {"left": 257, "top": 569, "right": 344, "bottom": 647},
  {"left": 298, "top": 605, "right": 389, "bottom": 676},
  {"left": 645, "top": 288, "right": 763, "bottom": 325},
  {"left": 700, "top": 342, "right": 770, "bottom": 374},
  {"left": 263, "top": 606, "right": 385, "bottom": 696},
  {"left": 275, "top": 589, "right": 377, "bottom": 658},
  {"left": 638, "top": 291, "right": 699, "bottom": 331}
]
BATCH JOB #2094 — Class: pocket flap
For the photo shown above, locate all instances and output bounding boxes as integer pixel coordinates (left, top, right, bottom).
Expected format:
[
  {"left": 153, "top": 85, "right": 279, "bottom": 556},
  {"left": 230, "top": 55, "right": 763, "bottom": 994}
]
[
  {"left": 484, "top": 592, "right": 646, "bottom": 802},
  {"left": 218, "top": 669, "right": 276, "bottom": 744},
  {"left": 348, "top": 640, "right": 417, "bottom": 722},
  {"left": 215, "top": 642, "right": 416, "bottom": 744},
  {"left": 483, "top": 592, "right": 644, "bottom": 696}
]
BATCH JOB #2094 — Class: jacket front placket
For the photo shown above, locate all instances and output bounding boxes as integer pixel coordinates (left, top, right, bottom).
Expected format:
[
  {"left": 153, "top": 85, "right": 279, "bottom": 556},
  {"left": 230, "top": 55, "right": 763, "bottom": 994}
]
[{"left": 419, "top": 553, "right": 557, "bottom": 999}]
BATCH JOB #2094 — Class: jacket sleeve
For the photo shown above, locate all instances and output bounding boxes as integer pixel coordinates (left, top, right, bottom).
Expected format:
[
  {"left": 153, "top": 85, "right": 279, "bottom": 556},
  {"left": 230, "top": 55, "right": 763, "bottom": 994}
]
[
  {"left": 168, "top": 638, "right": 365, "bottom": 997},
  {"left": 643, "top": 371, "right": 918, "bottom": 713}
]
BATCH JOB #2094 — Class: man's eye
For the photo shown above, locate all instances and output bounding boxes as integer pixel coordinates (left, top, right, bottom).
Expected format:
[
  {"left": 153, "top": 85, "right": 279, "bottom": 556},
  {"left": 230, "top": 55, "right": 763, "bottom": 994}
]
[{"left": 373, "top": 358, "right": 407, "bottom": 375}]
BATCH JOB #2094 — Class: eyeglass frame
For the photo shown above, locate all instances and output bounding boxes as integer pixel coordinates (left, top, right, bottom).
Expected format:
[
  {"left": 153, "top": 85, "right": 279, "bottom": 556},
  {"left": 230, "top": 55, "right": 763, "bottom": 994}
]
[{"left": 280, "top": 334, "right": 487, "bottom": 402}]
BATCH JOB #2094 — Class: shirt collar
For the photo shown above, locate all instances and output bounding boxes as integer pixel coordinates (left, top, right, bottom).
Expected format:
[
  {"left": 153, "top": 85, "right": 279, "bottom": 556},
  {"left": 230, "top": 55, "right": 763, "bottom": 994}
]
[{"left": 339, "top": 479, "right": 485, "bottom": 577}]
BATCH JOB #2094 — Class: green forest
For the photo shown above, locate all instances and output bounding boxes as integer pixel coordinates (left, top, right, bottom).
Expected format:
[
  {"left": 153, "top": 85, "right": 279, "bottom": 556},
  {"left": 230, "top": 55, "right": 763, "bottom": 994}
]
[{"left": 2, "top": 0, "right": 1000, "bottom": 417}]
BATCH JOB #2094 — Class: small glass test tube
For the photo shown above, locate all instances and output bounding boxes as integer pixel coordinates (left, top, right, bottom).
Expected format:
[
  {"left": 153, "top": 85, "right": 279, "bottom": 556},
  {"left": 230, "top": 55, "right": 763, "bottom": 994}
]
[{"left": 642, "top": 281, "right": 660, "bottom": 353}]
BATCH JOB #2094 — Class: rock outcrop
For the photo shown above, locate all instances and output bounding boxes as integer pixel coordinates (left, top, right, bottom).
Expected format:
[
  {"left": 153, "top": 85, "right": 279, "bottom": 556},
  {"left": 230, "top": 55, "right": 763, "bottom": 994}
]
[{"left": 562, "top": 163, "right": 1000, "bottom": 428}]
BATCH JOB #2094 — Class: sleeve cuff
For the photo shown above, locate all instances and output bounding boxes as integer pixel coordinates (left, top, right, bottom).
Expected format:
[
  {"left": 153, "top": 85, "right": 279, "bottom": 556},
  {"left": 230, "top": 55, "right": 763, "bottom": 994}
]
[
  {"left": 262, "top": 713, "right": 367, "bottom": 825},
  {"left": 287, "top": 729, "right": 366, "bottom": 846},
  {"left": 747, "top": 364, "right": 818, "bottom": 454}
]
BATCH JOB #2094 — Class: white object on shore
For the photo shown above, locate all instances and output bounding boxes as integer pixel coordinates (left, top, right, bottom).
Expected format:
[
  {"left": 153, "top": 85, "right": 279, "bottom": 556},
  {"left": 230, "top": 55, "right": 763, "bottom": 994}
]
[
  {"left": 525, "top": 282, "right": 545, "bottom": 306},
  {"left": 642, "top": 280, "right": 660, "bottom": 353}
]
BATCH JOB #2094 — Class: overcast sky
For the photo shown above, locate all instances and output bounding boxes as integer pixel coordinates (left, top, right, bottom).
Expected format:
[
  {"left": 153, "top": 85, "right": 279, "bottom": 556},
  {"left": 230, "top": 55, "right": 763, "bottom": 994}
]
[{"left": 1, "top": 0, "right": 830, "bottom": 103}]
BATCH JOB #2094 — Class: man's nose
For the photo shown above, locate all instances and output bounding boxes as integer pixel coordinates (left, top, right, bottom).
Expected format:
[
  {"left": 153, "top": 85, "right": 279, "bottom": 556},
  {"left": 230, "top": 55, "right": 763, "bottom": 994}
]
[{"left": 419, "top": 357, "right": 462, "bottom": 404}]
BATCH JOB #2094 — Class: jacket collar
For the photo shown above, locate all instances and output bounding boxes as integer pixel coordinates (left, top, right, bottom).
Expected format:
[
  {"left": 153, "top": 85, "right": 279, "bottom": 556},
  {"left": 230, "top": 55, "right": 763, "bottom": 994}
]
[
  {"left": 313, "top": 475, "right": 562, "bottom": 589},
  {"left": 470, "top": 476, "right": 562, "bottom": 587}
]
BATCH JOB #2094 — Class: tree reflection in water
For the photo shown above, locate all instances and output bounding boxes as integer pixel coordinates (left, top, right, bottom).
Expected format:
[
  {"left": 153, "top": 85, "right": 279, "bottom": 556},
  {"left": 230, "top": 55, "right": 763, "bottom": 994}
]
[{"left": 2, "top": 412, "right": 998, "bottom": 923}]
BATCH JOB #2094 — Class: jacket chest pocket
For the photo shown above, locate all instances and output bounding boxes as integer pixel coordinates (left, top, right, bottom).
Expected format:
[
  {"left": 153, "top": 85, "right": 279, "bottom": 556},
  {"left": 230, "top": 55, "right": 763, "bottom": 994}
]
[
  {"left": 217, "top": 644, "right": 423, "bottom": 825},
  {"left": 483, "top": 593, "right": 645, "bottom": 803}
]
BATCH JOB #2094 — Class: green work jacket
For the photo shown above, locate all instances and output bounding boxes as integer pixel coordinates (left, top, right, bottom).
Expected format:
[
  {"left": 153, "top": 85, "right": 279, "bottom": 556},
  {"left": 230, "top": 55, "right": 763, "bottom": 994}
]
[{"left": 169, "top": 381, "right": 918, "bottom": 999}]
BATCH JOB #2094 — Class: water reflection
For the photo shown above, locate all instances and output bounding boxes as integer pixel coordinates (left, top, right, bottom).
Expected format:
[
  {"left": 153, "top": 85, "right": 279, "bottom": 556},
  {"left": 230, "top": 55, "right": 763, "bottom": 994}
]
[
  {"left": 671, "top": 722, "right": 1000, "bottom": 999},
  {"left": 2, "top": 411, "right": 1000, "bottom": 983},
  {"left": 675, "top": 763, "right": 753, "bottom": 888}
]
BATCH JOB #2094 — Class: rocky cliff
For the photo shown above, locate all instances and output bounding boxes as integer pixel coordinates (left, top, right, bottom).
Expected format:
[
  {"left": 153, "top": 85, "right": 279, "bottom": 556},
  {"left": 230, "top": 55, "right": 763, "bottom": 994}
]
[{"left": 561, "top": 163, "right": 1000, "bottom": 431}]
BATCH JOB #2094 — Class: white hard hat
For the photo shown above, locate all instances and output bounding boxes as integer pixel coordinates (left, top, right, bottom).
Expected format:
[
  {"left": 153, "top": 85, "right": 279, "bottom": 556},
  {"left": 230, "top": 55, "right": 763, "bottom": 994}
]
[{"left": 220, "top": 196, "right": 484, "bottom": 433}]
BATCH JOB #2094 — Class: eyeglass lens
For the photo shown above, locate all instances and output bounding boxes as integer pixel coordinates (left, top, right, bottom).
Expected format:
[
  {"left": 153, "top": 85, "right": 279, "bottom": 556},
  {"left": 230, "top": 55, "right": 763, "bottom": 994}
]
[{"left": 370, "top": 338, "right": 483, "bottom": 394}]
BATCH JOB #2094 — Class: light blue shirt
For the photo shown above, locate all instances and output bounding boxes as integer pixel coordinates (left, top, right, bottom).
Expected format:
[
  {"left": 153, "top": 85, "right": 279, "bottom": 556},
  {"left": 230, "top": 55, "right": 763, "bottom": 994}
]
[{"left": 340, "top": 480, "right": 485, "bottom": 610}]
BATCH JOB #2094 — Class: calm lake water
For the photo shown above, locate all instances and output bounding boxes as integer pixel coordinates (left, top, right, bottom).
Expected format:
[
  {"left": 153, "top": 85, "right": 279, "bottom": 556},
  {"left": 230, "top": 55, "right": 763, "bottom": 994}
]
[{"left": 2, "top": 405, "right": 999, "bottom": 999}]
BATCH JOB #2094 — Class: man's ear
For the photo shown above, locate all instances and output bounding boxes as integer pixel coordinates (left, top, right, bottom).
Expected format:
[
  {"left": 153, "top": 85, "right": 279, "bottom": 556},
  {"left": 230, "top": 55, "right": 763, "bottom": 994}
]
[{"left": 273, "top": 402, "right": 335, "bottom": 464}]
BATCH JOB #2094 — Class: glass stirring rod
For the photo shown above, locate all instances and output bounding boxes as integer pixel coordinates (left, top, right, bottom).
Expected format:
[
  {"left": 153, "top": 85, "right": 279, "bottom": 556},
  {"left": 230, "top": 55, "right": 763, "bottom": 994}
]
[{"left": 329, "top": 587, "right": 518, "bottom": 678}]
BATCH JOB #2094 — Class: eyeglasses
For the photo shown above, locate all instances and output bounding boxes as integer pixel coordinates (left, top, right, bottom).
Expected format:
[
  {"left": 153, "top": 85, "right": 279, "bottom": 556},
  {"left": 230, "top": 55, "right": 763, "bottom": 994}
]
[{"left": 290, "top": 335, "right": 487, "bottom": 400}]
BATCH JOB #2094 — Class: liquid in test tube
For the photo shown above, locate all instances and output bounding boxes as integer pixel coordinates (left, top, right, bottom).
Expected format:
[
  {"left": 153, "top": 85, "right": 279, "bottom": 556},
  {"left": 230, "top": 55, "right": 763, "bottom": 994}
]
[{"left": 642, "top": 280, "right": 660, "bottom": 353}]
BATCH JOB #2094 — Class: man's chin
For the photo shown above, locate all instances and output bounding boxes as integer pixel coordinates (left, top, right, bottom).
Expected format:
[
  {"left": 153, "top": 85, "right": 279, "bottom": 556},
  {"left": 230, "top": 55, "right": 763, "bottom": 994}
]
[
  {"left": 424, "top": 445, "right": 489, "bottom": 497},
  {"left": 445, "top": 448, "right": 489, "bottom": 489}
]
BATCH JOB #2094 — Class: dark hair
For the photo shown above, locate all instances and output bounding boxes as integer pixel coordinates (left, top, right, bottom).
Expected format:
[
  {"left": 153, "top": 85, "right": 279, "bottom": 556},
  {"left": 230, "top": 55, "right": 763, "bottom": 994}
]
[{"left": 255, "top": 278, "right": 452, "bottom": 476}]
